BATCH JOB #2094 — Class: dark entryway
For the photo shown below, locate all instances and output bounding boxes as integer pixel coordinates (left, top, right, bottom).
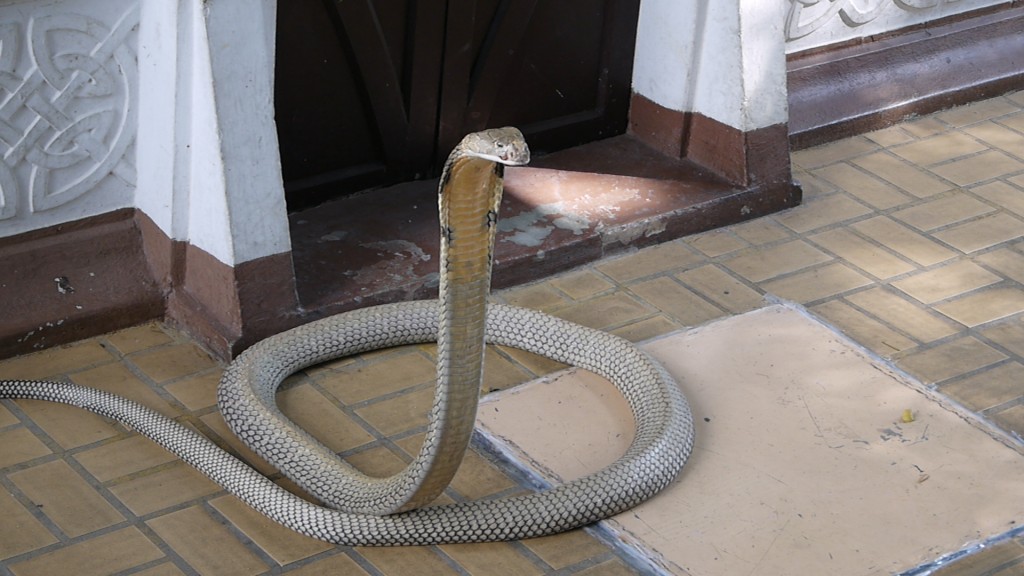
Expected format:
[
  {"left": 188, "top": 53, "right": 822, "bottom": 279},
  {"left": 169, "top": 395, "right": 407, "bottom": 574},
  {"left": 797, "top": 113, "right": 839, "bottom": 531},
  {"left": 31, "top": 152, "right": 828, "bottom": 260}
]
[{"left": 275, "top": 0, "right": 641, "bottom": 211}]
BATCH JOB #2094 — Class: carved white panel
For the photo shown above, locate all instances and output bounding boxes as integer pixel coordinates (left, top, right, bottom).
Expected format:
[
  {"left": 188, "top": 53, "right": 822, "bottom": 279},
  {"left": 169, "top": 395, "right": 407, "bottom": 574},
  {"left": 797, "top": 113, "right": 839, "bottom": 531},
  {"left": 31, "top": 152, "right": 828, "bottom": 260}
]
[
  {"left": 786, "top": 0, "right": 1011, "bottom": 53},
  {"left": 0, "top": 0, "right": 137, "bottom": 233}
]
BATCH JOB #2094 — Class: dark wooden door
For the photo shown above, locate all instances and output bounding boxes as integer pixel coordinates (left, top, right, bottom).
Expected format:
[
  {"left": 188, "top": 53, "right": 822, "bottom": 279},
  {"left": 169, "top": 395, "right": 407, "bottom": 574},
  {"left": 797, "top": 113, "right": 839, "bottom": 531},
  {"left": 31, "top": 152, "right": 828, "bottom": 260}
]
[{"left": 275, "top": 0, "right": 640, "bottom": 210}]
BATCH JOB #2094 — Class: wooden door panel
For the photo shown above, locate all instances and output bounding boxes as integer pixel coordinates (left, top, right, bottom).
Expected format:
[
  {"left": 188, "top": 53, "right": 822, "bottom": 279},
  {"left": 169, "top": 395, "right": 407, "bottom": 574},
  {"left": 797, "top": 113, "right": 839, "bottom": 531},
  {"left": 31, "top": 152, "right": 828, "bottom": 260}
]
[{"left": 275, "top": 0, "right": 640, "bottom": 209}]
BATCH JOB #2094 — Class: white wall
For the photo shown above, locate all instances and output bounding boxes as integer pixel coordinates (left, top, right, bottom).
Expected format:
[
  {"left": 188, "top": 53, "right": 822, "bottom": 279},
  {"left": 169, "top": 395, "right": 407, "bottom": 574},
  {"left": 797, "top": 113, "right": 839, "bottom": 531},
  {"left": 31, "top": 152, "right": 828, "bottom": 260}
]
[
  {"left": 785, "top": 0, "right": 1011, "bottom": 54},
  {"left": 0, "top": 0, "right": 139, "bottom": 236},
  {"left": 136, "top": 0, "right": 290, "bottom": 266},
  {"left": 632, "top": 0, "right": 789, "bottom": 132}
]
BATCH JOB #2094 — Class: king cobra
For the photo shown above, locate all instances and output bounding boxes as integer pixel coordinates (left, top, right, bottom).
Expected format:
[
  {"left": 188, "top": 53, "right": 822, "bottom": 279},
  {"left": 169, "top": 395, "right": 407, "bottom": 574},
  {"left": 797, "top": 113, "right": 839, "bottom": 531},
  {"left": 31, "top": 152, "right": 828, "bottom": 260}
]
[{"left": 0, "top": 128, "right": 694, "bottom": 545}]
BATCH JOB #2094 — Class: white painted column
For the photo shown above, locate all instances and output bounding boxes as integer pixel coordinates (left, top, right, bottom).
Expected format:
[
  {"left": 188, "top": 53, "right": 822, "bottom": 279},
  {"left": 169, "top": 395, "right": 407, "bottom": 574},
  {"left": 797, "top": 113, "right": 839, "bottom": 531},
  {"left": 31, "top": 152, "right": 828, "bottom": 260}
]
[
  {"left": 135, "top": 0, "right": 290, "bottom": 267},
  {"left": 632, "top": 0, "right": 789, "bottom": 132}
]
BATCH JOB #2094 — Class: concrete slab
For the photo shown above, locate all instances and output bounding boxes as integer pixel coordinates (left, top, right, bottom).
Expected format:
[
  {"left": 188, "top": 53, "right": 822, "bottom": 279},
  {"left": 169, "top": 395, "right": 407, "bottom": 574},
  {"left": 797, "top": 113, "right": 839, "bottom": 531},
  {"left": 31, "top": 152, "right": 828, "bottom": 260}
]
[{"left": 478, "top": 305, "right": 1024, "bottom": 575}]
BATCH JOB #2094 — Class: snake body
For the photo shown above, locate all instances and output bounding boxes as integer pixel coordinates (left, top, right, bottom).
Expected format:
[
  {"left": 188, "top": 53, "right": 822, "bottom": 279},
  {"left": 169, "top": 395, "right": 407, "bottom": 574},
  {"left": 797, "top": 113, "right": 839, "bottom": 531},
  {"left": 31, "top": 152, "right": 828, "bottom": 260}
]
[{"left": 0, "top": 128, "right": 695, "bottom": 545}]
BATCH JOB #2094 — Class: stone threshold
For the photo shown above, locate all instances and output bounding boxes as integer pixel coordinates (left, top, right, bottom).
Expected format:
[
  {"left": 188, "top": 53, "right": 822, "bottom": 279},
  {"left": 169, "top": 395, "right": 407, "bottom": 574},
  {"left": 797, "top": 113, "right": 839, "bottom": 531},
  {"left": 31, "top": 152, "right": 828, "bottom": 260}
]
[{"left": 288, "top": 134, "right": 801, "bottom": 318}]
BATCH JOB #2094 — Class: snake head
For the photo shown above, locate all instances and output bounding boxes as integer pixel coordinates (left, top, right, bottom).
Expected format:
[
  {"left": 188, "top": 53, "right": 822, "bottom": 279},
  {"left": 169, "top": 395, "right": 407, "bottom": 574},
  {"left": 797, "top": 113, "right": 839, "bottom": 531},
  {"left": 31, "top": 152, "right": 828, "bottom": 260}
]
[{"left": 462, "top": 127, "right": 531, "bottom": 166}]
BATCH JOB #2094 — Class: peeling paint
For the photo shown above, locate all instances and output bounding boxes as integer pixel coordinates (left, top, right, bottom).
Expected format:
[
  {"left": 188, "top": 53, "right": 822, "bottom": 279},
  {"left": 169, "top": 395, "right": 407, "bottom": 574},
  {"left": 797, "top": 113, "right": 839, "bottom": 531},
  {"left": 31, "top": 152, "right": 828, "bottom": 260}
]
[
  {"left": 319, "top": 230, "right": 348, "bottom": 242},
  {"left": 364, "top": 240, "right": 431, "bottom": 262}
]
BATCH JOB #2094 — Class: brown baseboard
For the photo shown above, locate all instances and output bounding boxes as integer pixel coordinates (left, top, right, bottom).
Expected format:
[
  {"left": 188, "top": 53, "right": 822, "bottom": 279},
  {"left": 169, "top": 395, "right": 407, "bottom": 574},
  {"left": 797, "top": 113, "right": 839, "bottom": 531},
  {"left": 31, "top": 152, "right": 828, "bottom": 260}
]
[
  {"left": 628, "top": 93, "right": 794, "bottom": 188},
  {"left": 0, "top": 210, "right": 165, "bottom": 359},
  {"left": 788, "top": 6, "right": 1024, "bottom": 149}
]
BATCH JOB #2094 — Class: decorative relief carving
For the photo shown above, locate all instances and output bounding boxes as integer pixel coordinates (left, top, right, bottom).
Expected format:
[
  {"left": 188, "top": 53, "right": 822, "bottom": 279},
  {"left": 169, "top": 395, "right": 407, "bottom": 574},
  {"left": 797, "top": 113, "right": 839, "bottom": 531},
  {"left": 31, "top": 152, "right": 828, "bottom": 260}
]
[
  {"left": 786, "top": 0, "right": 963, "bottom": 40},
  {"left": 0, "top": 5, "right": 138, "bottom": 220}
]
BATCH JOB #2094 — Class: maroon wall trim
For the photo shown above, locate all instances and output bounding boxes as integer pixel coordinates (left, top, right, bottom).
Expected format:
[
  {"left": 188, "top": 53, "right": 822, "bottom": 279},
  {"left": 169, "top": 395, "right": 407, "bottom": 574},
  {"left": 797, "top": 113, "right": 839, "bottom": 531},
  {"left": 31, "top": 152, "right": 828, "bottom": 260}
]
[{"left": 628, "top": 92, "right": 794, "bottom": 189}]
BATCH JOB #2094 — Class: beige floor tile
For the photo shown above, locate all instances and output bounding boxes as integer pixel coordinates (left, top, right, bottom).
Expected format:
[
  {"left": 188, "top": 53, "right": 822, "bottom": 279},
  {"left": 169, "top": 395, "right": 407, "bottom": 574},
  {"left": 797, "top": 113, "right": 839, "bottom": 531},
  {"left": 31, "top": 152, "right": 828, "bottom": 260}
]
[
  {"left": 522, "top": 530, "right": 612, "bottom": 570},
  {"left": 482, "top": 347, "right": 533, "bottom": 392},
  {"left": 553, "top": 292, "right": 650, "bottom": 330},
  {"left": 354, "top": 386, "right": 434, "bottom": 436},
  {"left": 790, "top": 136, "right": 878, "bottom": 169},
  {"left": 392, "top": 433, "right": 516, "bottom": 500},
  {"left": 773, "top": 193, "right": 873, "bottom": 233},
  {"left": 277, "top": 383, "right": 376, "bottom": 453},
  {"left": 845, "top": 288, "right": 961, "bottom": 343},
  {"left": 628, "top": 277, "right": 724, "bottom": 326},
  {"left": 990, "top": 404, "right": 1024, "bottom": 438},
  {"left": 610, "top": 315, "right": 684, "bottom": 342},
  {"left": 576, "top": 559, "right": 641, "bottom": 576},
  {"left": 864, "top": 125, "right": 916, "bottom": 147},
  {"left": 440, "top": 542, "right": 543, "bottom": 576},
  {"left": 723, "top": 240, "right": 832, "bottom": 283},
  {"left": 939, "top": 362, "right": 1024, "bottom": 412},
  {"left": 979, "top": 319, "right": 1024, "bottom": 356},
  {"left": 685, "top": 229, "right": 748, "bottom": 257},
  {"left": 730, "top": 217, "right": 793, "bottom": 245},
  {"left": 0, "top": 426, "right": 52, "bottom": 468},
  {"left": 891, "top": 193, "right": 996, "bottom": 231},
  {"left": 930, "top": 150, "right": 1024, "bottom": 186},
  {"left": 891, "top": 132, "right": 988, "bottom": 165},
  {"left": 933, "top": 212, "right": 1024, "bottom": 253},
  {"left": 343, "top": 444, "right": 408, "bottom": 478},
  {"left": 811, "top": 300, "right": 916, "bottom": 356},
  {"left": 595, "top": 242, "right": 703, "bottom": 283},
  {"left": 851, "top": 216, "right": 956, "bottom": 266},
  {"left": 1000, "top": 110, "right": 1024, "bottom": 132},
  {"left": 358, "top": 546, "right": 462, "bottom": 575},
  {"left": 0, "top": 402, "right": 16, "bottom": 427},
  {"left": 0, "top": 486, "right": 58, "bottom": 560},
  {"left": 549, "top": 269, "right": 614, "bottom": 300},
  {"left": 809, "top": 228, "right": 916, "bottom": 279},
  {"left": 162, "top": 371, "right": 221, "bottom": 411},
  {"left": 500, "top": 281, "right": 569, "bottom": 311},
  {"left": 0, "top": 340, "right": 114, "bottom": 379},
  {"left": 209, "top": 494, "right": 332, "bottom": 566},
  {"left": 897, "top": 337, "right": 1007, "bottom": 384},
  {"left": 963, "top": 121, "right": 1024, "bottom": 158},
  {"left": 934, "top": 287, "right": 1024, "bottom": 327},
  {"left": 762, "top": 263, "right": 872, "bottom": 303},
  {"left": 133, "top": 562, "right": 189, "bottom": 576},
  {"left": 791, "top": 169, "right": 835, "bottom": 198},
  {"left": 315, "top": 351, "right": 435, "bottom": 405},
  {"left": 815, "top": 295, "right": 921, "bottom": 354},
  {"left": 74, "top": 434, "right": 178, "bottom": 482},
  {"left": 973, "top": 180, "right": 1024, "bottom": 217},
  {"left": 930, "top": 538, "right": 1024, "bottom": 576},
  {"left": 71, "top": 362, "right": 178, "bottom": 418},
  {"left": 9, "top": 460, "right": 124, "bottom": 537},
  {"left": 284, "top": 553, "right": 370, "bottom": 575},
  {"left": 852, "top": 152, "right": 952, "bottom": 197},
  {"left": 130, "top": 343, "right": 218, "bottom": 383},
  {"left": 891, "top": 260, "right": 1002, "bottom": 304},
  {"left": 812, "top": 162, "right": 913, "bottom": 209},
  {"left": 978, "top": 247, "right": 1024, "bottom": 285},
  {"left": 677, "top": 264, "right": 764, "bottom": 314},
  {"left": 936, "top": 97, "right": 1022, "bottom": 126},
  {"left": 14, "top": 399, "right": 120, "bottom": 449},
  {"left": 108, "top": 461, "right": 222, "bottom": 516},
  {"left": 104, "top": 323, "right": 174, "bottom": 355},
  {"left": 903, "top": 116, "right": 950, "bottom": 138},
  {"left": 147, "top": 506, "right": 268, "bottom": 576},
  {"left": 6, "top": 527, "right": 164, "bottom": 576}
]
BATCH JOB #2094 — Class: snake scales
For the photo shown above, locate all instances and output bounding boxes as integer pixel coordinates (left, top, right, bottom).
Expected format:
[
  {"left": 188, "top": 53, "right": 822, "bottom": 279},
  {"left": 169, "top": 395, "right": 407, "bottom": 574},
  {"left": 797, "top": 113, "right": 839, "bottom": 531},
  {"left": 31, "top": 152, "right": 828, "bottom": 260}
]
[{"left": 0, "top": 128, "right": 694, "bottom": 545}]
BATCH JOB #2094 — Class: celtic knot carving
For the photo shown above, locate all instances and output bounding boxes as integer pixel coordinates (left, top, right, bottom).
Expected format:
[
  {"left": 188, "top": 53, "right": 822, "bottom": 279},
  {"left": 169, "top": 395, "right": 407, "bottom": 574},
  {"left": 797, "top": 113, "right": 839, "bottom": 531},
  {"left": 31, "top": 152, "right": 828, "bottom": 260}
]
[
  {"left": 786, "top": 0, "right": 963, "bottom": 40},
  {"left": 0, "top": 5, "right": 138, "bottom": 220}
]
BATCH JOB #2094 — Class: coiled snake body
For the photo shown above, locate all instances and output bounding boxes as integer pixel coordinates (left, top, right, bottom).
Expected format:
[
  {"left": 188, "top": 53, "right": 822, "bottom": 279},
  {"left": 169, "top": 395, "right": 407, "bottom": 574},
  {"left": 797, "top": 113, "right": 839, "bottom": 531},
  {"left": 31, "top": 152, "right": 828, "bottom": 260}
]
[{"left": 0, "top": 128, "right": 694, "bottom": 546}]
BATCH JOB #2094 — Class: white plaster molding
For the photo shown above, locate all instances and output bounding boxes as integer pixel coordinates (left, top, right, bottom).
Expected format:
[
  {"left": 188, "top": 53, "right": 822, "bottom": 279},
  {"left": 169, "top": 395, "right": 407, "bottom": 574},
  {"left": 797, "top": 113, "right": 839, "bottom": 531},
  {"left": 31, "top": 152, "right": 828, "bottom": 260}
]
[
  {"left": 0, "top": 0, "right": 137, "bottom": 235},
  {"left": 632, "top": 0, "right": 789, "bottom": 132},
  {"left": 785, "top": 0, "right": 1011, "bottom": 53},
  {"left": 135, "top": 0, "right": 289, "bottom": 267}
]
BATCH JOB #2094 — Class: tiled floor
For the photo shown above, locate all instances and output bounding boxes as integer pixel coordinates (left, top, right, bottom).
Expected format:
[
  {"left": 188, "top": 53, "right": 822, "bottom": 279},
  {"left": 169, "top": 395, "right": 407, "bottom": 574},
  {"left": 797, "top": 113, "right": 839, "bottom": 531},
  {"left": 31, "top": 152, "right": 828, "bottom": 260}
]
[{"left": 3, "top": 91, "right": 1024, "bottom": 575}]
